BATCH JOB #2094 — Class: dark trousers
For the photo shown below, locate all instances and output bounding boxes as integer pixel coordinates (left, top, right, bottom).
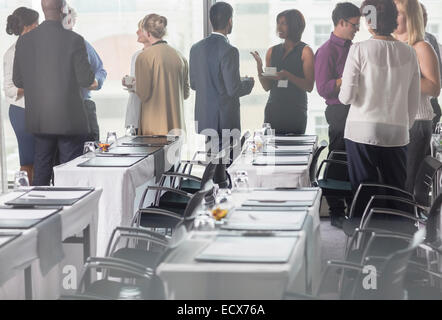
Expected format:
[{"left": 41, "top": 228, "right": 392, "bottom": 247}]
[
  {"left": 406, "top": 120, "right": 432, "bottom": 193},
  {"left": 84, "top": 99, "right": 100, "bottom": 141},
  {"left": 204, "top": 134, "right": 240, "bottom": 188},
  {"left": 345, "top": 139, "right": 408, "bottom": 192},
  {"left": 33, "top": 134, "right": 88, "bottom": 186},
  {"left": 325, "top": 104, "right": 351, "bottom": 216}
]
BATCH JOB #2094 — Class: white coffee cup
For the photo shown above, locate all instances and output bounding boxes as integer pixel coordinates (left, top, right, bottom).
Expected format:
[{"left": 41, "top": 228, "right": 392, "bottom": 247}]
[
  {"left": 264, "top": 67, "right": 277, "bottom": 76},
  {"left": 123, "top": 75, "right": 136, "bottom": 87}
]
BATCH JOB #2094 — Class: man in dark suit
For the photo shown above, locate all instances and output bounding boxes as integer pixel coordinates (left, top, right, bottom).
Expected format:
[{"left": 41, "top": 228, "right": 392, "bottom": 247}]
[
  {"left": 190, "top": 1, "right": 254, "bottom": 186},
  {"left": 13, "top": 0, "right": 97, "bottom": 186}
]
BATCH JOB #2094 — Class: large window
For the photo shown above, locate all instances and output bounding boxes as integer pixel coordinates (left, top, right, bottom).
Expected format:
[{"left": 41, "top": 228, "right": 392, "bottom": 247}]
[
  {"left": 0, "top": 0, "right": 204, "bottom": 183},
  {"left": 1, "top": 0, "right": 441, "bottom": 186}
]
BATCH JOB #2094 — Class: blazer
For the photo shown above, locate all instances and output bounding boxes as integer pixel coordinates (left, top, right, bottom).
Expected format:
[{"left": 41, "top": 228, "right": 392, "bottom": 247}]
[
  {"left": 13, "top": 20, "right": 95, "bottom": 135},
  {"left": 189, "top": 33, "right": 254, "bottom": 134}
]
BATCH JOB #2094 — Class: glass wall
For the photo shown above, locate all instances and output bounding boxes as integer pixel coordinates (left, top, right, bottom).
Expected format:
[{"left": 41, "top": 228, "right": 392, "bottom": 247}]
[
  {"left": 1, "top": 0, "right": 441, "bottom": 185},
  {"left": 0, "top": 0, "right": 204, "bottom": 183}
]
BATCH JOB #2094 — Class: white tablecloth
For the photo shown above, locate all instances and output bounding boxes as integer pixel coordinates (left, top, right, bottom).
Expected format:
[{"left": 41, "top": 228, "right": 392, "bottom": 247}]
[
  {"left": 228, "top": 148, "right": 314, "bottom": 189},
  {"left": 0, "top": 188, "right": 102, "bottom": 299},
  {"left": 53, "top": 139, "right": 182, "bottom": 256},
  {"left": 157, "top": 188, "right": 322, "bottom": 300}
]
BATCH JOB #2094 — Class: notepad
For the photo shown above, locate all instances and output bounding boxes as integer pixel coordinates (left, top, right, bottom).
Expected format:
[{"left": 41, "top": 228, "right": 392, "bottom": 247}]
[
  {"left": 97, "top": 146, "right": 162, "bottom": 157},
  {"left": 122, "top": 135, "right": 178, "bottom": 147},
  {"left": 5, "top": 187, "right": 94, "bottom": 207},
  {"left": 222, "top": 209, "right": 307, "bottom": 231},
  {"left": 78, "top": 156, "right": 145, "bottom": 167},
  {"left": 263, "top": 145, "right": 314, "bottom": 154},
  {"left": 195, "top": 236, "right": 298, "bottom": 263},
  {"left": 253, "top": 155, "right": 310, "bottom": 166},
  {"left": 242, "top": 189, "right": 319, "bottom": 207},
  {"left": 274, "top": 135, "right": 317, "bottom": 142},
  {"left": 0, "top": 208, "right": 61, "bottom": 229}
]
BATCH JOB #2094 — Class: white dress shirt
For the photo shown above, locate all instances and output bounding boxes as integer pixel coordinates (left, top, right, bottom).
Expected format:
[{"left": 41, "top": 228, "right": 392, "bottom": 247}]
[
  {"left": 125, "top": 50, "right": 142, "bottom": 128},
  {"left": 339, "top": 38, "right": 421, "bottom": 147},
  {"left": 3, "top": 42, "right": 25, "bottom": 108}
]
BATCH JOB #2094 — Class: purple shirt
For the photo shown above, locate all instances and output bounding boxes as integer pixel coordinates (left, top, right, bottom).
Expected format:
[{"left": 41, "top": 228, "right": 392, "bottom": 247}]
[{"left": 315, "top": 33, "right": 352, "bottom": 106}]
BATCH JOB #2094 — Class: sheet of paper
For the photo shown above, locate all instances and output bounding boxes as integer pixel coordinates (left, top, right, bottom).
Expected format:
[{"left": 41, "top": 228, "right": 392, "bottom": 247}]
[
  {"left": 254, "top": 155, "right": 309, "bottom": 164},
  {"left": 273, "top": 136, "right": 317, "bottom": 142},
  {"left": 246, "top": 190, "right": 318, "bottom": 202},
  {"left": 264, "top": 145, "right": 313, "bottom": 153},
  {"left": 196, "top": 236, "right": 297, "bottom": 263},
  {"left": 225, "top": 210, "right": 307, "bottom": 231},
  {"left": 21, "top": 190, "right": 90, "bottom": 200}
]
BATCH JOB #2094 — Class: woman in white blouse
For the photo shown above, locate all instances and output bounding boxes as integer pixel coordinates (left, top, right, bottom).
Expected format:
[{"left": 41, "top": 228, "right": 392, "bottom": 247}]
[
  {"left": 3, "top": 7, "right": 39, "bottom": 184},
  {"left": 394, "top": 0, "right": 441, "bottom": 192},
  {"left": 339, "top": 0, "right": 421, "bottom": 192},
  {"left": 122, "top": 18, "right": 152, "bottom": 133}
]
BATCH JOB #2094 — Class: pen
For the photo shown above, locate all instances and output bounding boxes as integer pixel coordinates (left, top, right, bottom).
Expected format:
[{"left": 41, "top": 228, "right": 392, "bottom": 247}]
[{"left": 28, "top": 194, "right": 46, "bottom": 198}]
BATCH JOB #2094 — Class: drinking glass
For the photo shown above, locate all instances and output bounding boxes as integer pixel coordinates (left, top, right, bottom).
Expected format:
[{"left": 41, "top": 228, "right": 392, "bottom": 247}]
[
  {"left": 106, "top": 132, "right": 118, "bottom": 146},
  {"left": 125, "top": 125, "right": 137, "bottom": 137},
  {"left": 14, "top": 171, "right": 30, "bottom": 191},
  {"left": 83, "top": 141, "right": 96, "bottom": 158},
  {"left": 233, "top": 171, "right": 249, "bottom": 193}
]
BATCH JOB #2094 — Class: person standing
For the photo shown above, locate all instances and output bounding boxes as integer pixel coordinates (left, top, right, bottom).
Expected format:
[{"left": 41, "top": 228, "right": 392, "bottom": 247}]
[
  {"left": 189, "top": 2, "right": 254, "bottom": 186},
  {"left": 13, "top": 0, "right": 96, "bottom": 186},
  {"left": 340, "top": 0, "right": 421, "bottom": 194},
  {"left": 421, "top": 3, "right": 442, "bottom": 133},
  {"left": 64, "top": 6, "right": 107, "bottom": 142},
  {"left": 394, "top": 0, "right": 441, "bottom": 192},
  {"left": 314, "top": 2, "right": 361, "bottom": 228},
  {"left": 250, "top": 9, "right": 314, "bottom": 135},
  {"left": 123, "top": 18, "right": 151, "bottom": 133},
  {"left": 3, "top": 7, "right": 39, "bottom": 185},
  {"left": 135, "top": 14, "right": 190, "bottom": 136}
]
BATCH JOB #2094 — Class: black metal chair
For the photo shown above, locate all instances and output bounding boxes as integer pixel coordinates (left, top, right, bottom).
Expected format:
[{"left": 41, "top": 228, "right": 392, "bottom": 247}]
[
  {"left": 155, "top": 156, "right": 219, "bottom": 210},
  {"left": 285, "top": 228, "right": 426, "bottom": 300},
  {"left": 315, "top": 150, "right": 353, "bottom": 216},
  {"left": 343, "top": 156, "right": 442, "bottom": 239},
  {"left": 309, "top": 140, "right": 329, "bottom": 187},
  {"left": 73, "top": 256, "right": 162, "bottom": 300},
  {"left": 133, "top": 180, "right": 214, "bottom": 231}
]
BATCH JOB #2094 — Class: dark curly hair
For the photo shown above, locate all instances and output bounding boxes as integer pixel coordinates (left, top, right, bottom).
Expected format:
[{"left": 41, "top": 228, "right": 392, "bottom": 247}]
[
  {"left": 6, "top": 7, "right": 39, "bottom": 36},
  {"left": 361, "top": 0, "right": 398, "bottom": 36},
  {"left": 277, "top": 9, "right": 305, "bottom": 43}
]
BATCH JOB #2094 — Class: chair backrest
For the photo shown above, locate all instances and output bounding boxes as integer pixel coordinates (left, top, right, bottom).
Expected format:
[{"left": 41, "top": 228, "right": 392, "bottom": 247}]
[
  {"left": 378, "top": 228, "right": 426, "bottom": 300},
  {"left": 426, "top": 193, "right": 442, "bottom": 243},
  {"left": 309, "top": 140, "right": 328, "bottom": 186},
  {"left": 201, "top": 157, "right": 220, "bottom": 186},
  {"left": 324, "top": 151, "right": 349, "bottom": 182},
  {"left": 414, "top": 156, "right": 442, "bottom": 206},
  {"left": 183, "top": 180, "right": 214, "bottom": 219},
  {"left": 240, "top": 131, "right": 251, "bottom": 149},
  {"left": 349, "top": 184, "right": 414, "bottom": 218}
]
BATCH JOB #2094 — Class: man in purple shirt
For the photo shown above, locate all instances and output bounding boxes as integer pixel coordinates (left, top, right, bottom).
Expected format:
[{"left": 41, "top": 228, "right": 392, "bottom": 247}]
[{"left": 315, "top": 2, "right": 361, "bottom": 228}]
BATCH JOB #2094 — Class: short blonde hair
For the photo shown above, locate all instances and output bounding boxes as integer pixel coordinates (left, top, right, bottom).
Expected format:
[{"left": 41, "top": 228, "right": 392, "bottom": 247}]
[
  {"left": 395, "top": 0, "right": 425, "bottom": 45},
  {"left": 143, "top": 14, "right": 167, "bottom": 38}
]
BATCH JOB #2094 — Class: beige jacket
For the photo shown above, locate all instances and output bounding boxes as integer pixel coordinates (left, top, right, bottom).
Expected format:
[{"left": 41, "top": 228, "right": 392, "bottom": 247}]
[{"left": 135, "top": 42, "right": 190, "bottom": 135}]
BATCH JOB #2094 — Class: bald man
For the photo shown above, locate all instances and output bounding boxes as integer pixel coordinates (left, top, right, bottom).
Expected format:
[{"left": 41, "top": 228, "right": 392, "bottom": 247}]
[{"left": 13, "top": 0, "right": 97, "bottom": 186}]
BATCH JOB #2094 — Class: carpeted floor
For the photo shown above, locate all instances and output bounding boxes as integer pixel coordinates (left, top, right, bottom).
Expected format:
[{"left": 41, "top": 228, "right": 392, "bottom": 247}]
[{"left": 319, "top": 217, "right": 347, "bottom": 295}]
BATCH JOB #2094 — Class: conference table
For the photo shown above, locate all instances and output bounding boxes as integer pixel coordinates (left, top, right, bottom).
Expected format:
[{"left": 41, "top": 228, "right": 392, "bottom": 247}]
[
  {"left": 228, "top": 135, "right": 318, "bottom": 188},
  {"left": 157, "top": 133, "right": 321, "bottom": 299},
  {"left": 53, "top": 136, "right": 182, "bottom": 256},
  {"left": 0, "top": 188, "right": 102, "bottom": 300},
  {"left": 157, "top": 187, "right": 322, "bottom": 300}
]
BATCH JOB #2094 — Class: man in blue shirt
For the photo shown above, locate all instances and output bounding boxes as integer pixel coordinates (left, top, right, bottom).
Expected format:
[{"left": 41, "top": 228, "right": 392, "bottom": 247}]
[{"left": 64, "top": 6, "right": 107, "bottom": 141}]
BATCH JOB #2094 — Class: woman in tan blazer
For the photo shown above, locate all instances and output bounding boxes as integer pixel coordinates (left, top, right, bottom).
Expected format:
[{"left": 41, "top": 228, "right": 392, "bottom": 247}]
[{"left": 135, "top": 14, "right": 190, "bottom": 135}]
